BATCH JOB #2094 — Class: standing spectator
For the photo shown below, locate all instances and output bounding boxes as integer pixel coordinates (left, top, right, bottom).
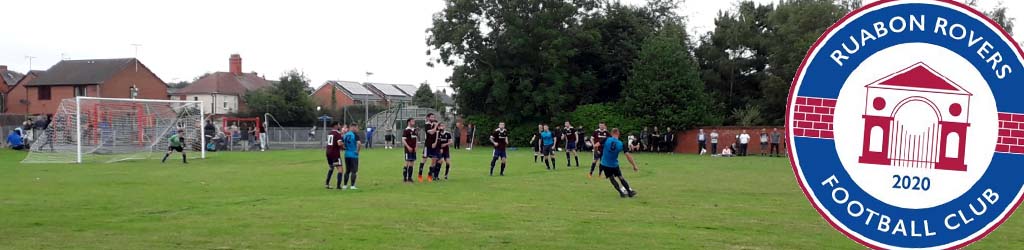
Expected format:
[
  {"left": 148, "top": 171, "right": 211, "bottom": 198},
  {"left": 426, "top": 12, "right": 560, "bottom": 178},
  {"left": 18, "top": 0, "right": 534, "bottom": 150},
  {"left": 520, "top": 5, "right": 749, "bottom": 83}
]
[
  {"left": 663, "top": 127, "right": 675, "bottom": 153},
  {"left": 710, "top": 129, "right": 719, "bottom": 155},
  {"left": 640, "top": 127, "right": 649, "bottom": 152},
  {"left": 247, "top": 126, "right": 257, "bottom": 151},
  {"left": 697, "top": 129, "right": 706, "bottom": 154},
  {"left": 650, "top": 127, "right": 661, "bottom": 152},
  {"left": 453, "top": 123, "right": 462, "bottom": 149},
  {"left": 759, "top": 128, "right": 769, "bottom": 156},
  {"left": 259, "top": 121, "right": 268, "bottom": 151},
  {"left": 738, "top": 130, "right": 751, "bottom": 156},
  {"left": 771, "top": 128, "right": 783, "bottom": 157},
  {"left": 365, "top": 127, "right": 375, "bottom": 149},
  {"left": 308, "top": 126, "right": 317, "bottom": 141},
  {"left": 204, "top": 120, "right": 217, "bottom": 147},
  {"left": 231, "top": 124, "right": 241, "bottom": 150},
  {"left": 466, "top": 123, "right": 475, "bottom": 150},
  {"left": 384, "top": 128, "right": 396, "bottom": 149}
]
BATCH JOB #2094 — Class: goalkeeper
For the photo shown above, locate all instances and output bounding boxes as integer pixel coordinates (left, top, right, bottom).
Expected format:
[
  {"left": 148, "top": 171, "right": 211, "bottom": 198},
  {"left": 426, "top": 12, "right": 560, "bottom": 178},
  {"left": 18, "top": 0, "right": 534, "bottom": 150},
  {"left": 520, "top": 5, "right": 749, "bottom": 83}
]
[{"left": 162, "top": 129, "right": 188, "bottom": 164}]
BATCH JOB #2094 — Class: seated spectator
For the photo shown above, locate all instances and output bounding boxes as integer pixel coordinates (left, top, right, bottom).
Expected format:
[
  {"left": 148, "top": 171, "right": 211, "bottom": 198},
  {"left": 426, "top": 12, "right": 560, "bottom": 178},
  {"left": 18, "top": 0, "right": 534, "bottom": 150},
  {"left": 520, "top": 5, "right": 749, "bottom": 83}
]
[
  {"left": 8, "top": 128, "right": 25, "bottom": 150},
  {"left": 721, "top": 146, "right": 734, "bottom": 157},
  {"left": 628, "top": 134, "right": 641, "bottom": 151}
]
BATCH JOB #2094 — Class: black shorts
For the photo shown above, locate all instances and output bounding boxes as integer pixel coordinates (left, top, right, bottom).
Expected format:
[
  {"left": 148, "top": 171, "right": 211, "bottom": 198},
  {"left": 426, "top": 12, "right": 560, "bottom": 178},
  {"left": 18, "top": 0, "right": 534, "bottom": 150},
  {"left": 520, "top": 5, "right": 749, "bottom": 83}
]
[
  {"left": 533, "top": 144, "right": 540, "bottom": 152},
  {"left": 425, "top": 148, "right": 440, "bottom": 158},
  {"left": 439, "top": 151, "right": 450, "bottom": 159},
  {"left": 385, "top": 135, "right": 395, "bottom": 141},
  {"left": 345, "top": 158, "right": 359, "bottom": 172},
  {"left": 327, "top": 156, "right": 342, "bottom": 167},
  {"left": 168, "top": 146, "right": 183, "bottom": 152},
  {"left": 593, "top": 150, "right": 603, "bottom": 160},
  {"left": 600, "top": 165, "right": 623, "bottom": 178},
  {"left": 541, "top": 145, "right": 554, "bottom": 156},
  {"left": 405, "top": 152, "right": 417, "bottom": 162}
]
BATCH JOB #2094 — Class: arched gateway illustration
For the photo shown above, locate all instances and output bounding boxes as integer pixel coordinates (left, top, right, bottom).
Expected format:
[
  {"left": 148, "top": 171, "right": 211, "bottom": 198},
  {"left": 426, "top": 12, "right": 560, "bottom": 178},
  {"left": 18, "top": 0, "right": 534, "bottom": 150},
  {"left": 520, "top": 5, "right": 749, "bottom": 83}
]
[{"left": 858, "top": 62, "right": 972, "bottom": 171}]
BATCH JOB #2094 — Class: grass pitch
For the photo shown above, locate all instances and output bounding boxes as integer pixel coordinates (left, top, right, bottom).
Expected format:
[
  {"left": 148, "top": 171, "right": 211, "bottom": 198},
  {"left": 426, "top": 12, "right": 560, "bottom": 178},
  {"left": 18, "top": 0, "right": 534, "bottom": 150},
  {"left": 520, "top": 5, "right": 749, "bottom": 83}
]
[{"left": 1, "top": 148, "right": 1022, "bottom": 249}]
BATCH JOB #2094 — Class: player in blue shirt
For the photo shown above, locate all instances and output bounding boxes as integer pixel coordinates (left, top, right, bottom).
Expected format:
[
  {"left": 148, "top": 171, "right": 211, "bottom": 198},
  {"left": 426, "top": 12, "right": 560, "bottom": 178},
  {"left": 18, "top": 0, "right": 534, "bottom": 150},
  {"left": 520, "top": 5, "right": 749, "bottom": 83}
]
[
  {"left": 342, "top": 123, "right": 362, "bottom": 190},
  {"left": 600, "top": 128, "right": 639, "bottom": 198},
  {"left": 540, "top": 124, "right": 558, "bottom": 170}
]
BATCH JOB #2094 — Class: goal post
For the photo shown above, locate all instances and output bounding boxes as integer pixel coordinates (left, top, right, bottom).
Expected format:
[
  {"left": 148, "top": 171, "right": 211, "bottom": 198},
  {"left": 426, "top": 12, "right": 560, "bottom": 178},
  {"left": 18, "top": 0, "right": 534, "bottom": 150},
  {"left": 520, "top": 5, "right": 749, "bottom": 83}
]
[{"left": 22, "top": 97, "right": 205, "bottom": 164}]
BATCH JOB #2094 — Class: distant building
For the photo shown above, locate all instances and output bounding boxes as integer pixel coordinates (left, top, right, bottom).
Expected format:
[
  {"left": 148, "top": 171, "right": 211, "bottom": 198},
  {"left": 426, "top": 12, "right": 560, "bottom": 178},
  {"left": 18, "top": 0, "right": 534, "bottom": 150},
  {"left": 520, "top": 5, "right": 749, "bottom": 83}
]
[
  {"left": 311, "top": 80, "right": 384, "bottom": 109},
  {"left": 12, "top": 58, "right": 167, "bottom": 116},
  {"left": 0, "top": 65, "right": 25, "bottom": 113},
  {"left": 170, "top": 54, "right": 274, "bottom": 115},
  {"left": 4, "top": 70, "right": 41, "bottom": 114},
  {"left": 365, "top": 82, "right": 413, "bottom": 105}
]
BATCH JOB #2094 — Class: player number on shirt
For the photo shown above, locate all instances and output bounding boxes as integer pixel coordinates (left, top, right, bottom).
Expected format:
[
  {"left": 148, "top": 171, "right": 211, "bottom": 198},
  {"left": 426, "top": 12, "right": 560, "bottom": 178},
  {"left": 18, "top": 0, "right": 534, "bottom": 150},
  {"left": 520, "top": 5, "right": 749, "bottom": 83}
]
[{"left": 891, "top": 174, "right": 930, "bottom": 191}]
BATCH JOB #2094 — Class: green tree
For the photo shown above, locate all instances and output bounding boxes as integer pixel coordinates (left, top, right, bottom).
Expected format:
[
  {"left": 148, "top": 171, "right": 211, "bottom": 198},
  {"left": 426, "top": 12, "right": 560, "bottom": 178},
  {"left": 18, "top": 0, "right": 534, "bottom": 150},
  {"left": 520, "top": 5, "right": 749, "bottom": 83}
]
[
  {"left": 622, "top": 22, "right": 718, "bottom": 130},
  {"left": 244, "top": 70, "right": 316, "bottom": 126},
  {"left": 412, "top": 83, "right": 436, "bottom": 108},
  {"left": 426, "top": 0, "right": 677, "bottom": 122}
]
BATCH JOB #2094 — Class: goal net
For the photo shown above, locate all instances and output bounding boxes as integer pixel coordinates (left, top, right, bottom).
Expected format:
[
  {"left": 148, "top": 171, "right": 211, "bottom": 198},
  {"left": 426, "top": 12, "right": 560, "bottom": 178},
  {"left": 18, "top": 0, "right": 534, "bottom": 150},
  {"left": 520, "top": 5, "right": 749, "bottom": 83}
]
[{"left": 22, "top": 97, "right": 205, "bottom": 163}]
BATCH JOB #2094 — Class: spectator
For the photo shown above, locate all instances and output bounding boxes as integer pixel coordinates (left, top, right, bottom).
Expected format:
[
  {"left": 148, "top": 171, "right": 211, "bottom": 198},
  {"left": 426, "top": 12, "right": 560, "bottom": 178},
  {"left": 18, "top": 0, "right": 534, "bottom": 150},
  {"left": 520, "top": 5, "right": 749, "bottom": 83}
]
[
  {"left": 7, "top": 128, "right": 25, "bottom": 150},
  {"left": 663, "top": 127, "right": 675, "bottom": 153},
  {"left": 771, "top": 128, "right": 783, "bottom": 157},
  {"left": 719, "top": 142, "right": 735, "bottom": 157},
  {"left": 247, "top": 126, "right": 257, "bottom": 151},
  {"left": 231, "top": 124, "right": 241, "bottom": 149},
  {"left": 385, "top": 128, "right": 396, "bottom": 149},
  {"left": 759, "top": 128, "right": 769, "bottom": 156},
  {"left": 738, "top": 130, "right": 751, "bottom": 156},
  {"left": 650, "top": 126, "right": 661, "bottom": 152},
  {"left": 697, "top": 128, "right": 706, "bottom": 154},
  {"left": 466, "top": 123, "right": 475, "bottom": 150},
  {"left": 710, "top": 129, "right": 719, "bottom": 156},
  {"left": 259, "top": 121, "right": 268, "bottom": 151},
  {"left": 628, "top": 133, "right": 640, "bottom": 152},
  {"left": 453, "top": 124, "right": 461, "bottom": 149},
  {"left": 204, "top": 120, "right": 217, "bottom": 146},
  {"left": 640, "top": 127, "right": 649, "bottom": 152},
  {"left": 308, "top": 126, "right": 317, "bottom": 141}
]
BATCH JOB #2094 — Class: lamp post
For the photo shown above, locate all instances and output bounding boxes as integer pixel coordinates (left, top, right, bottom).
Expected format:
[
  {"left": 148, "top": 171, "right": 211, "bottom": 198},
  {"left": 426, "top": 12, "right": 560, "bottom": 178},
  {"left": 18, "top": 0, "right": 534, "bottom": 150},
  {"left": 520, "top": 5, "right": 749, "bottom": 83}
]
[{"left": 317, "top": 106, "right": 325, "bottom": 146}]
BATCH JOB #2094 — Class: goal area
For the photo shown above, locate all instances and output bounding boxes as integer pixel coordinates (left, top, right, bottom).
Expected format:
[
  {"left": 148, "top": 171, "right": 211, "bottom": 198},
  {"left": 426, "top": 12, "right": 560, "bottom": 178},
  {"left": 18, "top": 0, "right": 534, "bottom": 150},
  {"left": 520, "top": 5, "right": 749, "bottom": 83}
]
[{"left": 22, "top": 97, "right": 206, "bottom": 163}]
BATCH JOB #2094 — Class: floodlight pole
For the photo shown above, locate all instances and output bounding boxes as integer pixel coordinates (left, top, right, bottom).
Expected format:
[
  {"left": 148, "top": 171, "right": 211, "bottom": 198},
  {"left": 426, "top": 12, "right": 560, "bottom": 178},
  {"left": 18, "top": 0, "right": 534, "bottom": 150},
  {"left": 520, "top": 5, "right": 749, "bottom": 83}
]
[{"left": 75, "top": 97, "right": 82, "bottom": 164}]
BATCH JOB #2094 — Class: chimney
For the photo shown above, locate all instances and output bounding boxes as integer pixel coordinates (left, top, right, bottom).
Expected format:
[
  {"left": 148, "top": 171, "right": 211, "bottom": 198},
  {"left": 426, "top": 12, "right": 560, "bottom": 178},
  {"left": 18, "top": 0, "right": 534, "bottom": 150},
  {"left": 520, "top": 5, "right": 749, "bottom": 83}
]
[{"left": 229, "top": 54, "right": 242, "bottom": 75}]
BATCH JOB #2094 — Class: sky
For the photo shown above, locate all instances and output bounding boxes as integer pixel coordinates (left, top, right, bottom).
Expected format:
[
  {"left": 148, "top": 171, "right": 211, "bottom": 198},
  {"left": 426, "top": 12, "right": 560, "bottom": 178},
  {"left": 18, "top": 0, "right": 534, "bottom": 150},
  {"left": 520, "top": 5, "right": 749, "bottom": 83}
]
[{"left": 0, "top": 0, "right": 1021, "bottom": 92}]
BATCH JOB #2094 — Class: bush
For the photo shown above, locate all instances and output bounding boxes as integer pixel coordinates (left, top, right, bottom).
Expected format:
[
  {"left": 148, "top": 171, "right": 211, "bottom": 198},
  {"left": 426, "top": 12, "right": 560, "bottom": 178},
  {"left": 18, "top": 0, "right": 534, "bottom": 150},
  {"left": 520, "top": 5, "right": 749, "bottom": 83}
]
[{"left": 568, "top": 103, "right": 640, "bottom": 136}]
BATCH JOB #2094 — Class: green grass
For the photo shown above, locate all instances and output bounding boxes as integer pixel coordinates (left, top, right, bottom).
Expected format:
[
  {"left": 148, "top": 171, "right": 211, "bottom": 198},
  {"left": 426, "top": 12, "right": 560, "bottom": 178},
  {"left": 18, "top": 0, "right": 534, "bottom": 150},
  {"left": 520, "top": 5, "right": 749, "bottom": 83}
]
[{"left": 1, "top": 148, "right": 1022, "bottom": 249}]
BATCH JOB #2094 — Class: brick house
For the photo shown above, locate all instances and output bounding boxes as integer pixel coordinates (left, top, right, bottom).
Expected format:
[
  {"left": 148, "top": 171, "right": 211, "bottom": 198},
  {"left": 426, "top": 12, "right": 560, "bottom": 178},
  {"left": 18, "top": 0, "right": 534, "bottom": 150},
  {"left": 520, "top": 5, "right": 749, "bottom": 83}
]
[
  {"left": 0, "top": 65, "right": 25, "bottom": 113},
  {"left": 14, "top": 58, "right": 167, "bottom": 116},
  {"left": 170, "top": 54, "right": 273, "bottom": 115},
  {"left": 311, "top": 80, "right": 383, "bottom": 110},
  {"left": 3, "top": 70, "right": 41, "bottom": 114}
]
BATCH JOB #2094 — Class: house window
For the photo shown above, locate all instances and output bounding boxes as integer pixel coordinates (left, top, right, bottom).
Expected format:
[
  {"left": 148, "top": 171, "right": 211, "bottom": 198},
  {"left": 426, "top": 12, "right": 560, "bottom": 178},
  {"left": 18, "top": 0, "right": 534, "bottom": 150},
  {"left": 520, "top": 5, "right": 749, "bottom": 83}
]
[
  {"left": 38, "top": 86, "right": 51, "bottom": 100},
  {"left": 194, "top": 97, "right": 198, "bottom": 101},
  {"left": 75, "top": 86, "right": 88, "bottom": 97}
]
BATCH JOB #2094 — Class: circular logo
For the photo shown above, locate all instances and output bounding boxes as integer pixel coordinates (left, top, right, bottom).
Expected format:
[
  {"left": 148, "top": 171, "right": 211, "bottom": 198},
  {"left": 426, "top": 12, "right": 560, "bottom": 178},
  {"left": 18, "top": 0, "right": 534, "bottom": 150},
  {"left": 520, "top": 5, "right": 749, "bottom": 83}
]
[{"left": 787, "top": 0, "right": 1024, "bottom": 249}]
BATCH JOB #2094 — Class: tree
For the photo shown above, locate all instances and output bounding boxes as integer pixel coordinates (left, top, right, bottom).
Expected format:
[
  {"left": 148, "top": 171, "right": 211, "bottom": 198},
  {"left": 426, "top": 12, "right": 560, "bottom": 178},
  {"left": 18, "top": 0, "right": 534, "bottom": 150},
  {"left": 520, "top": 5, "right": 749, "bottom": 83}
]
[
  {"left": 622, "top": 22, "right": 718, "bottom": 129},
  {"left": 695, "top": 0, "right": 851, "bottom": 125},
  {"left": 426, "top": 0, "right": 678, "bottom": 122},
  {"left": 412, "top": 83, "right": 436, "bottom": 108},
  {"left": 243, "top": 70, "right": 317, "bottom": 126},
  {"left": 966, "top": 0, "right": 1015, "bottom": 36}
]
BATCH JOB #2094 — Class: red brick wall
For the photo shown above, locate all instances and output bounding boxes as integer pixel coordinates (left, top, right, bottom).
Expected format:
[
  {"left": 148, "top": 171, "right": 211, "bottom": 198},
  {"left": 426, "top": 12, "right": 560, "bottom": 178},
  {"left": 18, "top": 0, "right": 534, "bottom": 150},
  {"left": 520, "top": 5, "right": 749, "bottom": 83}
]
[
  {"left": 312, "top": 84, "right": 356, "bottom": 109},
  {"left": 672, "top": 126, "right": 786, "bottom": 154},
  {"left": 792, "top": 96, "right": 836, "bottom": 139},
  {"left": 25, "top": 85, "right": 88, "bottom": 115},
  {"left": 4, "top": 74, "right": 36, "bottom": 114},
  {"left": 998, "top": 112, "right": 1024, "bottom": 154},
  {"left": 100, "top": 63, "right": 168, "bottom": 100}
]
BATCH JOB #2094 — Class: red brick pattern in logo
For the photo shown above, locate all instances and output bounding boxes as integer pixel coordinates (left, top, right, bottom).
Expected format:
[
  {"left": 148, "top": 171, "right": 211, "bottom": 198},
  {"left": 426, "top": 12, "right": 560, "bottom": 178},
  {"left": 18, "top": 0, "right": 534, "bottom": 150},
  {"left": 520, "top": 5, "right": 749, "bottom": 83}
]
[
  {"left": 792, "top": 96, "right": 836, "bottom": 139},
  {"left": 997, "top": 112, "right": 1024, "bottom": 154}
]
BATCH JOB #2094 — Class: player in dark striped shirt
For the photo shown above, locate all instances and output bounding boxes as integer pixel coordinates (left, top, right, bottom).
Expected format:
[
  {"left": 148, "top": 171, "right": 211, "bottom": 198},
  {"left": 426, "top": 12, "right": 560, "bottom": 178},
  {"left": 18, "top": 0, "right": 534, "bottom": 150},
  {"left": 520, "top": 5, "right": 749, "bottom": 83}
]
[{"left": 562, "top": 121, "right": 580, "bottom": 168}]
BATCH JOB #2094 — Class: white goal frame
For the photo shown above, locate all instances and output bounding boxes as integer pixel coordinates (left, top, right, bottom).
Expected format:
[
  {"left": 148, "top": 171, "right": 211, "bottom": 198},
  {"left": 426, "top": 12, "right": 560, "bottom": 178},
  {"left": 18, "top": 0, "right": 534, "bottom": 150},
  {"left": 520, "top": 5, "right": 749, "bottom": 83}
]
[{"left": 70, "top": 96, "right": 205, "bottom": 163}]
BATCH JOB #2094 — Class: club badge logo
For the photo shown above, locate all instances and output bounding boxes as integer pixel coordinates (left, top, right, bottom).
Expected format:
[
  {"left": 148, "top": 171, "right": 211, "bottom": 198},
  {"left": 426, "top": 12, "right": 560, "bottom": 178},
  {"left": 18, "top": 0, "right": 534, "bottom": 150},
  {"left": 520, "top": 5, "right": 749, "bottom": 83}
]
[{"left": 786, "top": 0, "right": 1024, "bottom": 248}]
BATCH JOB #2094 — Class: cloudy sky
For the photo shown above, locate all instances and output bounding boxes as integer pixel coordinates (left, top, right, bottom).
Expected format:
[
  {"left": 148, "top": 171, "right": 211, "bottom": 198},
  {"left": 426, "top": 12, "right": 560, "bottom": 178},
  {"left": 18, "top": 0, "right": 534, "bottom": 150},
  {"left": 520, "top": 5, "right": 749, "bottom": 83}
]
[{"left": 0, "top": 0, "right": 1020, "bottom": 92}]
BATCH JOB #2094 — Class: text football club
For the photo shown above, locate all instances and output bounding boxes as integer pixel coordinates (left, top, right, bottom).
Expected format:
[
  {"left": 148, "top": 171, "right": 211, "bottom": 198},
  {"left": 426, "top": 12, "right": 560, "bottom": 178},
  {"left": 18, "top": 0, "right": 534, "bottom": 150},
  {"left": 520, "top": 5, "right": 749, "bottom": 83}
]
[{"left": 786, "top": 0, "right": 1024, "bottom": 249}]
